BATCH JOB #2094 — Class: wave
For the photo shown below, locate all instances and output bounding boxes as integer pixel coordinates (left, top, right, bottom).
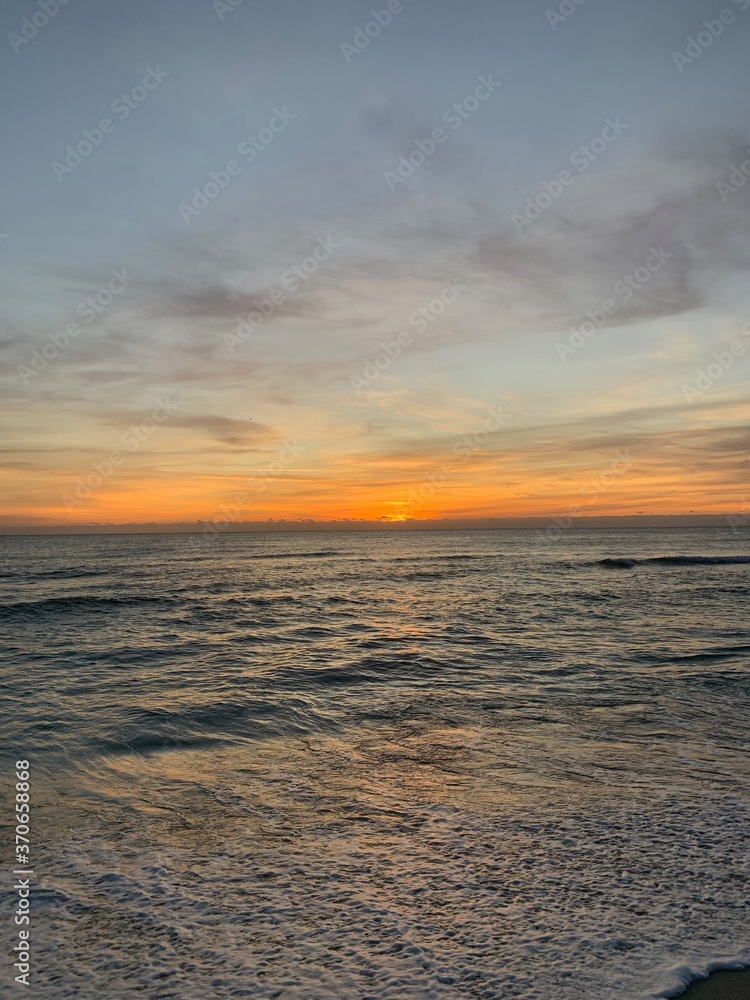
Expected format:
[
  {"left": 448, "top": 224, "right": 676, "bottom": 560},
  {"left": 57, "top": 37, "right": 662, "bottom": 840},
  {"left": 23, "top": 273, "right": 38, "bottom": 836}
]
[
  {"left": 93, "top": 733, "right": 220, "bottom": 755},
  {"left": 639, "top": 644, "right": 750, "bottom": 665},
  {"left": 0, "top": 594, "right": 172, "bottom": 618},
  {"left": 392, "top": 554, "right": 483, "bottom": 562},
  {"left": 401, "top": 570, "right": 447, "bottom": 580},
  {"left": 222, "top": 594, "right": 299, "bottom": 606},
  {"left": 597, "top": 555, "right": 750, "bottom": 569},
  {"left": 246, "top": 550, "right": 342, "bottom": 560},
  {"left": 91, "top": 698, "right": 327, "bottom": 755},
  {"left": 0, "top": 568, "right": 106, "bottom": 581},
  {"left": 271, "top": 652, "right": 466, "bottom": 689}
]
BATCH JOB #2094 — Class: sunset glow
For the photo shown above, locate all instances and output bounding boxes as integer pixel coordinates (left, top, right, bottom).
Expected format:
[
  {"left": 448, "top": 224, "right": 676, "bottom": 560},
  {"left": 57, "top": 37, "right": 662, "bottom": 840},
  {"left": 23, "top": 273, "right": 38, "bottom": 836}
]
[{"left": 1, "top": 0, "right": 748, "bottom": 531}]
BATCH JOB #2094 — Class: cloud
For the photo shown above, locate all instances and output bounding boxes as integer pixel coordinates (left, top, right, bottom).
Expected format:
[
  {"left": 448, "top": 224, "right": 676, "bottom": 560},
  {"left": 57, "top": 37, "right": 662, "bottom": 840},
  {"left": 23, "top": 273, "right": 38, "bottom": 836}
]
[
  {"left": 474, "top": 129, "right": 750, "bottom": 330},
  {"left": 145, "top": 278, "right": 321, "bottom": 324},
  {"left": 132, "top": 413, "right": 276, "bottom": 446}
]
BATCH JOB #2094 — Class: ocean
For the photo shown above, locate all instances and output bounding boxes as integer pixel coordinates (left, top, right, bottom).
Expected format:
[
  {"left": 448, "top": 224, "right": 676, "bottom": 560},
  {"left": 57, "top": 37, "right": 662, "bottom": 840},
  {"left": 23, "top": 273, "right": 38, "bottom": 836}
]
[{"left": 1, "top": 528, "right": 748, "bottom": 999}]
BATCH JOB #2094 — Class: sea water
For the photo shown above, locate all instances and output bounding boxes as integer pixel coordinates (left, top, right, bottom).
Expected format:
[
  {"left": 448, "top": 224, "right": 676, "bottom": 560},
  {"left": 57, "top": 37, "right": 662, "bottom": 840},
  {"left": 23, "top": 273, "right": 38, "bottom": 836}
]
[{"left": 1, "top": 528, "right": 748, "bottom": 998}]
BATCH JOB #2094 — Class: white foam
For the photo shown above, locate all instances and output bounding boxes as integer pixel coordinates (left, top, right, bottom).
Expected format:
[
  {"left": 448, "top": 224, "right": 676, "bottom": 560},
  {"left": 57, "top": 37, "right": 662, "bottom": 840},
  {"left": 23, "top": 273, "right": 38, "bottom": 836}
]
[{"left": 32, "top": 741, "right": 750, "bottom": 998}]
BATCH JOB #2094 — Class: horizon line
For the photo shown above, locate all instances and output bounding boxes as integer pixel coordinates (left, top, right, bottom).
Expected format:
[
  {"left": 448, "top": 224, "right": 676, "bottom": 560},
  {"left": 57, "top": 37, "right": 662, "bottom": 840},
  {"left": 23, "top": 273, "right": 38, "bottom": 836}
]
[{"left": 1, "top": 513, "right": 747, "bottom": 536}]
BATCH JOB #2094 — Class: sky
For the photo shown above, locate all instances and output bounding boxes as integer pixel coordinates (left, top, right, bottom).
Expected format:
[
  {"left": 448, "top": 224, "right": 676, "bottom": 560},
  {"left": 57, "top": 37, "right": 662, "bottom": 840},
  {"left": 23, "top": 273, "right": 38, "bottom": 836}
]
[{"left": 1, "top": 0, "right": 749, "bottom": 529}]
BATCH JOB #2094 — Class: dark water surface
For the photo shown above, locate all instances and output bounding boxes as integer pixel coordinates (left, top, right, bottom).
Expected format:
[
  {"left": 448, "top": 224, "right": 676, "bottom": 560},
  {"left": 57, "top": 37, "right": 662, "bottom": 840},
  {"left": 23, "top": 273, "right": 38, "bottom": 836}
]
[{"left": 1, "top": 528, "right": 748, "bottom": 998}]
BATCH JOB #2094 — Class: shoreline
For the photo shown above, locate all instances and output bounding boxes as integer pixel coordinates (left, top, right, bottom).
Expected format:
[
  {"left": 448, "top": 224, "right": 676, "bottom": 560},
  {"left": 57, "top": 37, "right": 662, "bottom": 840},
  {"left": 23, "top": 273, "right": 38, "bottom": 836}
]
[{"left": 675, "top": 969, "right": 750, "bottom": 1000}]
